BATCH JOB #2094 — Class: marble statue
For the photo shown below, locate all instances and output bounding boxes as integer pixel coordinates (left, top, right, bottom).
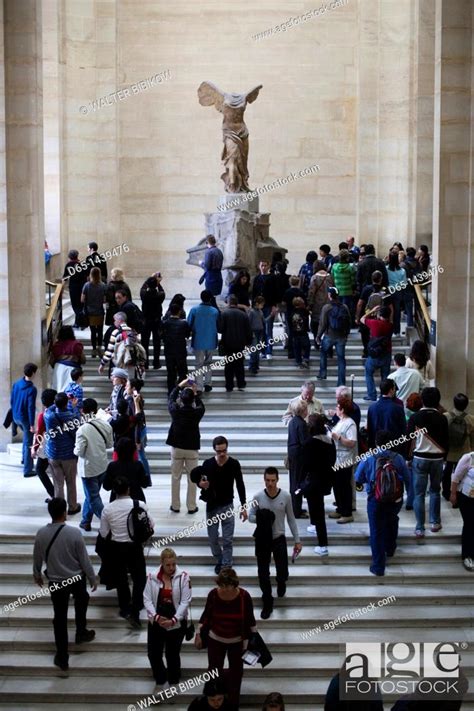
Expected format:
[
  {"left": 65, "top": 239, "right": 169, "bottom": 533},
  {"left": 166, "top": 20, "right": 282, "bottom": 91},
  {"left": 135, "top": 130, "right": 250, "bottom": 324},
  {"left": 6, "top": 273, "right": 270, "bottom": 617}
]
[{"left": 198, "top": 81, "right": 263, "bottom": 194}]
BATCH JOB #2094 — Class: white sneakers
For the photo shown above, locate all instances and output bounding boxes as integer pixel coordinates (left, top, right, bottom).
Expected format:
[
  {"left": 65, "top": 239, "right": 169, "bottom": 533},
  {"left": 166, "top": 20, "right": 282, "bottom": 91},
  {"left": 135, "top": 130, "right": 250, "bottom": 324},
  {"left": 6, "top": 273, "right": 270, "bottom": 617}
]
[
  {"left": 314, "top": 546, "right": 329, "bottom": 556},
  {"left": 307, "top": 525, "right": 316, "bottom": 533},
  {"left": 463, "top": 558, "right": 474, "bottom": 572}
]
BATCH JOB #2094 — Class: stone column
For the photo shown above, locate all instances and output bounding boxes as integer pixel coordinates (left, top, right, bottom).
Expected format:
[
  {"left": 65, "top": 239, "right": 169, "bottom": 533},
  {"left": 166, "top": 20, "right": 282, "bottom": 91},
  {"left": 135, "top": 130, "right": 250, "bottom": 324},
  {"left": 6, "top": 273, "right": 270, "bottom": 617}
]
[
  {"left": 431, "top": 0, "right": 473, "bottom": 400},
  {"left": 356, "top": 0, "right": 417, "bottom": 255},
  {"left": 0, "top": 0, "right": 46, "bottom": 448}
]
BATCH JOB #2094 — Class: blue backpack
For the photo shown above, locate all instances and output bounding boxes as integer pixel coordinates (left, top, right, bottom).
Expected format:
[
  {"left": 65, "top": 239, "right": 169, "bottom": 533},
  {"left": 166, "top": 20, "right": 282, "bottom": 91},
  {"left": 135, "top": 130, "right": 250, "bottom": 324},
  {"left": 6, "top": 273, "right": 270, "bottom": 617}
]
[{"left": 328, "top": 303, "right": 350, "bottom": 332}]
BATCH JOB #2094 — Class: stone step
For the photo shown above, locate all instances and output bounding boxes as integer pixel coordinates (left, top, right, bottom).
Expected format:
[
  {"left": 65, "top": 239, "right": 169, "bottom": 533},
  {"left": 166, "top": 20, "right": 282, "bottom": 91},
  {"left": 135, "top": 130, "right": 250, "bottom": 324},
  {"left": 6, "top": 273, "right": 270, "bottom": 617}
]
[
  {"left": 0, "top": 650, "right": 344, "bottom": 676},
  {"left": 0, "top": 562, "right": 471, "bottom": 587},
  {"left": 1, "top": 581, "right": 471, "bottom": 607},
  {"left": 0, "top": 676, "right": 470, "bottom": 706},
  {"left": 0, "top": 542, "right": 465, "bottom": 565},
  {"left": 1, "top": 625, "right": 472, "bottom": 652}
]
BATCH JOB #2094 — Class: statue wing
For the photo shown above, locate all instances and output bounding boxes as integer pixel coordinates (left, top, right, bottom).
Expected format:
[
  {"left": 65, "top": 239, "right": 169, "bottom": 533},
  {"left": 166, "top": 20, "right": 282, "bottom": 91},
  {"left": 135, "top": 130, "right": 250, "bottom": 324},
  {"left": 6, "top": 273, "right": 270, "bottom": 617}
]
[
  {"left": 246, "top": 84, "right": 263, "bottom": 104},
  {"left": 198, "top": 81, "right": 225, "bottom": 111}
]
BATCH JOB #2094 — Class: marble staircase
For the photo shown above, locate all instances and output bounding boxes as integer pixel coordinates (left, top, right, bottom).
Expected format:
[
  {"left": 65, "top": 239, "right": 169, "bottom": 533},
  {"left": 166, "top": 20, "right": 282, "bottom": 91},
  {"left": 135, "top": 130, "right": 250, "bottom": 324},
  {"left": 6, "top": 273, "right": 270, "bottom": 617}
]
[{"left": 0, "top": 312, "right": 472, "bottom": 709}]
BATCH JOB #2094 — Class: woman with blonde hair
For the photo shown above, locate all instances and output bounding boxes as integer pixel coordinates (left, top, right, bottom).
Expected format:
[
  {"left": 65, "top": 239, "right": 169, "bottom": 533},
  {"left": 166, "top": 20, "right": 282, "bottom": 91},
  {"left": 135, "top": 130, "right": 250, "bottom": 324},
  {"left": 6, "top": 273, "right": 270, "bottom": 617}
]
[
  {"left": 81, "top": 266, "right": 107, "bottom": 357},
  {"left": 143, "top": 548, "right": 191, "bottom": 693},
  {"left": 105, "top": 268, "right": 132, "bottom": 326}
]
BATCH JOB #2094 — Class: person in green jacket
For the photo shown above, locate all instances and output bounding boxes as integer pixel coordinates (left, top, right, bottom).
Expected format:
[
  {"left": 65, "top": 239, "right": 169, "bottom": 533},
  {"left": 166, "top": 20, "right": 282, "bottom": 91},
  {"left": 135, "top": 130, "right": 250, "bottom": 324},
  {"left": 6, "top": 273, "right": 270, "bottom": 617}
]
[{"left": 331, "top": 249, "right": 356, "bottom": 319}]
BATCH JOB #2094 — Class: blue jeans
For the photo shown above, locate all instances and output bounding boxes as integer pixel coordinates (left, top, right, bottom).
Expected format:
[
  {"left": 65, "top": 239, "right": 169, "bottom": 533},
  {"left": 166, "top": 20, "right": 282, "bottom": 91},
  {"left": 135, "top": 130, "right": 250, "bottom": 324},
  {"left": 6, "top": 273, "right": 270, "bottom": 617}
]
[
  {"left": 340, "top": 295, "right": 354, "bottom": 319},
  {"left": 262, "top": 306, "right": 275, "bottom": 355},
  {"left": 405, "top": 461, "right": 414, "bottom": 508},
  {"left": 402, "top": 289, "right": 414, "bottom": 328},
  {"left": 15, "top": 419, "right": 34, "bottom": 476},
  {"left": 293, "top": 333, "right": 310, "bottom": 364},
  {"left": 412, "top": 457, "right": 443, "bottom": 531},
  {"left": 138, "top": 446, "right": 152, "bottom": 487},
  {"left": 367, "top": 498, "right": 402, "bottom": 574},
  {"left": 319, "top": 336, "right": 346, "bottom": 385},
  {"left": 365, "top": 353, "right": 391, "bottom": 400},
  {"left": 81, "top": 472, "right": 105, "bottom": 525},
  {"left": 207, "top": 504, "right": 235, "bottom": 568}
]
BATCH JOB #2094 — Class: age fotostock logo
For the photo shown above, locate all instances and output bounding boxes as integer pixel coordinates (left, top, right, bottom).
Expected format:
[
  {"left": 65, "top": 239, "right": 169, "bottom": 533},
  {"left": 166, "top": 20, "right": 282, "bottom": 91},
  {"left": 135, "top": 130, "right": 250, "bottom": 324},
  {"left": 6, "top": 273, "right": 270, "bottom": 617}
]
[{"left": 341, "top": 642, "right": 466, "bottom": 701}]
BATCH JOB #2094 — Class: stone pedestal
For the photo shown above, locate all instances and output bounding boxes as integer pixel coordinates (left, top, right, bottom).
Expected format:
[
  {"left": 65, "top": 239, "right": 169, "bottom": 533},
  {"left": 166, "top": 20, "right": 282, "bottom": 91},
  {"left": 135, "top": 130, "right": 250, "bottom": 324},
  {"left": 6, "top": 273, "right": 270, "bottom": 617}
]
[{"left": 186, "top": 196, "right": 288, "bottom": 286}]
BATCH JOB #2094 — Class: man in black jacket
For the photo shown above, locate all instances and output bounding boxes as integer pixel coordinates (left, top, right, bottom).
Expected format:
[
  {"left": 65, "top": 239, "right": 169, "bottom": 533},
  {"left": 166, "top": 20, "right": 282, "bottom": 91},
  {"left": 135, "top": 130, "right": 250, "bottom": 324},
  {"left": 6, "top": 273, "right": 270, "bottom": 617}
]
[
  {"left": 85, "top": 241, "right": 108, "bottom": 282},
  {"left": 407, "top": 387, "right": 450, "bottom": 538},
  {"left": 115, "top": 290, "right": 143, "bottom": 333},
  {"left": 140, "top": 273, "right": 165, "bottom": 369},
  {"left": 356, "top": 243, "right": 388, "bottom": 293},
  {"left": 166, "top": 380, "right": 205, "bottom": 514},
  {"left": 191, "top": 436, "right": 247, "bottom": 573},
  {"left": 252, "top": 260, "right": 279, "bottom": 359},
  {"left": 162, "top": 303, "right": 191, "bottom": 393},
  {"left": 220, "top": 295, "right": 252, "bottom": 392}
]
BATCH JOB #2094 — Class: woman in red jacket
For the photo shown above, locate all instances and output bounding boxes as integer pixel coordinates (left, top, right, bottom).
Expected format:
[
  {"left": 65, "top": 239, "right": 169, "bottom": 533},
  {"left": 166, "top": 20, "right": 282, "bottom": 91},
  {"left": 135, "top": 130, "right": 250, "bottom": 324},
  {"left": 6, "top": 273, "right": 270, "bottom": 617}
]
[{"left": 195, "top": 568, "right": 257, "bottom": 709}]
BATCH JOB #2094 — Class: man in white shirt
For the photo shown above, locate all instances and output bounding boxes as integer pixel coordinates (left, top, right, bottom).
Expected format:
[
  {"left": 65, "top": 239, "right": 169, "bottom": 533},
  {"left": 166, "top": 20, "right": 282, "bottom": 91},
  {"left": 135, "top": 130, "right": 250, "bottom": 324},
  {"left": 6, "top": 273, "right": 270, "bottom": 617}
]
[
  {"left": 100, "top": 477, "right": 154, "bottom": 628},
  {"left": 389, "top": 353, "right": 424, "bottom": 404},
  {"left": 74, "top": 398, "right": 113, "bottom": 532},
  {"left": 282, "top": 381, "right": 324, "bottom": 425}
]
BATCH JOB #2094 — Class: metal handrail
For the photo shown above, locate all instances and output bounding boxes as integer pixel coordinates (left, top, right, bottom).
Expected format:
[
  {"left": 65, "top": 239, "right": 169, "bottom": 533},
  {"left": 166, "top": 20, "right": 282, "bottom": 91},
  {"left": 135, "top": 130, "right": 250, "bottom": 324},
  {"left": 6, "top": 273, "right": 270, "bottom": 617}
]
[
  {"left": 45, "top": 280, "right": 64, "bottom": 347},
  {"left": 413, "top": 282, "right": 431, "bottom": 343}
]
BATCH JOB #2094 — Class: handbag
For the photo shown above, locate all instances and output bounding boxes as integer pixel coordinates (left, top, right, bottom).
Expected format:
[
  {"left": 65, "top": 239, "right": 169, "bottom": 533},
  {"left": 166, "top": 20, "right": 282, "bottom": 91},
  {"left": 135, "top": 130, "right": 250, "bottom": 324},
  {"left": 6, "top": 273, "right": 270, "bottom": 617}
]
[{"left": 76, "top": 307, "right": 89, "bottom": 328}]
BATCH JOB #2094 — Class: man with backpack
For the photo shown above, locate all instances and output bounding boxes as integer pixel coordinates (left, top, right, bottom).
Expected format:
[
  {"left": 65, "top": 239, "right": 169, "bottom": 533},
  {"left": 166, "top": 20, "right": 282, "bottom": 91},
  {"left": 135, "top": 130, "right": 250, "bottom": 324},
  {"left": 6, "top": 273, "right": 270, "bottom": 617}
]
[
  {"left": 442, "top": 393, "right": 474, "bottom": 502},
  {"left": 99, "top": 476, "right": 154, "bottom": 629},
  {"left": 355, "top": 430, "right": 410, "bottom": 576},
  {"left": 98, "top": 312, "right": 132, "bottom": 374},
  {"left": 360, "top": 305, "right": 393, "bottom": 401},
  {"left": 99, "top": 311, "right": 146, "bottom": 380},
  {"left": 316, "top": 287, "right": 351, "bottom": 386}
]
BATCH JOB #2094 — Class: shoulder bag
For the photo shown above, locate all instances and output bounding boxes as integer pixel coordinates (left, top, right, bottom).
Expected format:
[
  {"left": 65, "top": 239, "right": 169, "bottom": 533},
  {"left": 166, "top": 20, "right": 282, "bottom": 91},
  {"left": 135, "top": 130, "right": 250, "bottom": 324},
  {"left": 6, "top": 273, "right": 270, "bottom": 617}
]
[{"left": 44, "top": 524, "right": 66, "bottom": 578}]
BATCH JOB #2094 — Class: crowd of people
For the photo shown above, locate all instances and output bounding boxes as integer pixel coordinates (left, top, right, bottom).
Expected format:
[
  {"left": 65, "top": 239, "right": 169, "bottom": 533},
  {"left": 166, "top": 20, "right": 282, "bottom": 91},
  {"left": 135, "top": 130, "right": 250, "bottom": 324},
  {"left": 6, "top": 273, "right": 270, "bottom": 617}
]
[{"left": 4, "top": 236, "right": 472, "bottom": 710}]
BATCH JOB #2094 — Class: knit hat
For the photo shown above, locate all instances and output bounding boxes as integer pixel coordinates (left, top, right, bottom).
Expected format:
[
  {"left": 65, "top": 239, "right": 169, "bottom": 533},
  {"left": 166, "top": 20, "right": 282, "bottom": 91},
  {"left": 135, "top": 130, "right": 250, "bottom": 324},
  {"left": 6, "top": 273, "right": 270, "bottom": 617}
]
[{"left": 111, "top": 368, "right": 128, "bottom": 381}]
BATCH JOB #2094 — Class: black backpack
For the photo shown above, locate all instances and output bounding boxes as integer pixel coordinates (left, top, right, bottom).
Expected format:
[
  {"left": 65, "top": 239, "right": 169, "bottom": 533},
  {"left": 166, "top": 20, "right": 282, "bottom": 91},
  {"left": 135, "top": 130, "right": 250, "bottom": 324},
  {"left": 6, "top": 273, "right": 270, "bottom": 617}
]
[
  {"left": 127, "top": 304, "right": 145, "bottom": 333},
  {"left": 328, "top": 303, "right": 350, "bottom": 332},
  {"left": 127, "top": 500, "right": 154, "bottom": 544},
  {"left": 448, "top": 412, "right": 468, "bottom": 449}
]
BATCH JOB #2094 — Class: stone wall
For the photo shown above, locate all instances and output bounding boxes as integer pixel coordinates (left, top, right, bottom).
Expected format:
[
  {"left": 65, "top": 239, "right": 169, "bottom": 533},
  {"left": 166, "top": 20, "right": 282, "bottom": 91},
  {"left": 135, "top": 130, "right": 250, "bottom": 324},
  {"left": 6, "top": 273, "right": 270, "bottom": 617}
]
[{"left": 57, "top": 0, "right": 431, "bottom": 295}]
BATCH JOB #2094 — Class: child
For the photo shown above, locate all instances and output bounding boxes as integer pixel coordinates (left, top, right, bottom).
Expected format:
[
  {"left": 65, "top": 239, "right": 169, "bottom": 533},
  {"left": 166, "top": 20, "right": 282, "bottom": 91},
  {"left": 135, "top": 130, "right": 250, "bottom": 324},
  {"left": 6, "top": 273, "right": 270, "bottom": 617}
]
[
  {"left": 247, "top": 296, "right": 265, "bottom": 375},
  {"left": 290, "top": 296, "right": 311, "bottom": 369},
  {"left": 31, "top": 388, "right": 57, "bottom": 501},
  {"left": 65, "top": 367, "right": 84, "bottom": 411}
]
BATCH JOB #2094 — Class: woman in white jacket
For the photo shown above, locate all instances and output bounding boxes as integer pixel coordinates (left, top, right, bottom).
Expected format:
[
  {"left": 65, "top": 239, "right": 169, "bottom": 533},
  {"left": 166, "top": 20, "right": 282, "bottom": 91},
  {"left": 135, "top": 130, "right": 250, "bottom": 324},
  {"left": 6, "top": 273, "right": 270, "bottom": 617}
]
[{"left": 144, "top": 548, "right": 192, "bottom": 692}]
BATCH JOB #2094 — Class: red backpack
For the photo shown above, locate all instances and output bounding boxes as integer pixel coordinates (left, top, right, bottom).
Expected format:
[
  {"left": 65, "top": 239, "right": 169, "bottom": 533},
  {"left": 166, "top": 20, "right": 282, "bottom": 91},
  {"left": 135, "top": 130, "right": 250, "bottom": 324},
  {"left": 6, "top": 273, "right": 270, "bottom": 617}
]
[{"left": 374, "top": 456, "right": 403, "bottom": 503}]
